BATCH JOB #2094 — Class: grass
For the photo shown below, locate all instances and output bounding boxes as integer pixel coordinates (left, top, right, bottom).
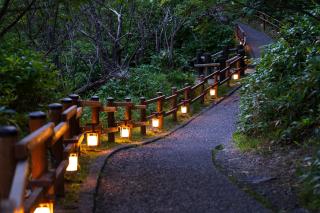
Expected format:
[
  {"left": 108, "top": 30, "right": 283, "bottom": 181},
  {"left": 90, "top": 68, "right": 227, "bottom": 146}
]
[{"left": 232, "top": 132, "right": 261, "bottom": 151}]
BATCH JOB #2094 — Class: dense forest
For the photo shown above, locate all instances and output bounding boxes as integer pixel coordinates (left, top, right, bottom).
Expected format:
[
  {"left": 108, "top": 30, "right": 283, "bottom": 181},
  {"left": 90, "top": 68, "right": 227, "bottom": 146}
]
[
  {"left": 0, "top": 0, "right": 236, "bottom": 129},
  {"left": 1, "top": 0, "right": 320, "bottom": 211}
]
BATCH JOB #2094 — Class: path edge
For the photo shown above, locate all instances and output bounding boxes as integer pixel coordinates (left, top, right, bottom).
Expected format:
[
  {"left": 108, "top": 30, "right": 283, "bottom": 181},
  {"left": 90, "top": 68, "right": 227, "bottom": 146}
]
[{"left": 78, "top": 85, "right": 242, "bottom": 213}]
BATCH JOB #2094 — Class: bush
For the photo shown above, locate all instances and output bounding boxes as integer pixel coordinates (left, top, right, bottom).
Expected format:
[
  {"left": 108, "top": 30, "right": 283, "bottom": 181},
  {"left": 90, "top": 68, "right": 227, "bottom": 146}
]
[
  {"left": 0, "top": 39, "right": 61, "bottom": 128},
  {"left": 96, "top": 64, "right": 194, "bottom": 101},
  {"left": 237, "top": 11, "right": 320, "bottom": 143},
  {"left": 299, "top": 150, "right": 320, "bottom": 210}
]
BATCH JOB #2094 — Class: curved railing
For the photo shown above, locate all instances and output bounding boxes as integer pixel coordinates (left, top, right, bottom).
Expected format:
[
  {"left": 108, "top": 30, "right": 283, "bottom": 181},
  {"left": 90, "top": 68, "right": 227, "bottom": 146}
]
[{"left": 0, "top": 45, "right": 246, "bottom": 213}]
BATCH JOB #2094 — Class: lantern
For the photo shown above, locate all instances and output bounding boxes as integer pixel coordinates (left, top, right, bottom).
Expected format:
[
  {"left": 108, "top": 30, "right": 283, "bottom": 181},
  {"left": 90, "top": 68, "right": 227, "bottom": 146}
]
[
  {"left": 152, "top": 117, "right": 160, "bottom": 128},
  {"left": 33, "top": 202, "right": 53, "bottom": 213},
  {"left": 209, "top": 88, "right": 216, "bottom": 96},
  {"left": 87, "top": 132, "right": 99, "bottom": 147},
  {"left": 181, "top": 105, "right": 187, "bottom": 114},
  {"left": 66, "top": 153, "right": 78, "bottom": 172},
  {"left": 120, "top": 126, "right": 130, "bottom": 138},
  {"left": 232, "top": 73, "right": 239, "bottom": 80}
]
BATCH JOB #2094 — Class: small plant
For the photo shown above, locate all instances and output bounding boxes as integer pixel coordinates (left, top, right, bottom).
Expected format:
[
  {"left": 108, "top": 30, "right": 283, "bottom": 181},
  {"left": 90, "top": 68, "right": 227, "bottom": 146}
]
[{"left": 299, "top": 150, "right": 320, "bottom": 210}]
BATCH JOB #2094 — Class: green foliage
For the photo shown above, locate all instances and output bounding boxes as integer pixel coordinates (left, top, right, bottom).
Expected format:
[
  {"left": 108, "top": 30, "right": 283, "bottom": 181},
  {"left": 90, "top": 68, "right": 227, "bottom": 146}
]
[
  {"left": 0, "top": 38, "right": 62, "bottom": 127},
  {"left": 233, "top": 132, "right": 261, "bottom": 151},
  {"left": 178, "top": 19, "right": 235, "bottom": 58},
  {"left": 299, "top": 150, "right": 320, "bottom": 210},
  {"left": 96, "top": 64, "right": 194, "bottom": 101},
  {"left": 238, "top": 11, "right": 320, "bottom": 143}
]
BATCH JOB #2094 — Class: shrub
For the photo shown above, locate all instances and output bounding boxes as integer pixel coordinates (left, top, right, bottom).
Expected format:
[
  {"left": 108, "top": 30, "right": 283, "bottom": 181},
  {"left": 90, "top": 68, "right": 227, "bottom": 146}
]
[
  {"left": 299, "top": 150, "right": 320, "bottom": 210},
  {"left": 237, "top": 12, "right": 320, "bottom": 143},
  {"left": 0, "top": 38, "right": 61, "bottom": 128}
]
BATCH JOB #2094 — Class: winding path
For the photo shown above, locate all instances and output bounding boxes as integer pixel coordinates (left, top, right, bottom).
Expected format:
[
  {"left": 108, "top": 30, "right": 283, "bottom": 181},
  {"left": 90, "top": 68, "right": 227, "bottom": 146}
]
[
  {"left": 94, "top": 24, "right": 274, "bottom": 213},
  {"left": 95, "top": 94, "right": 270, "bottom": 213},
  {"left": 238, "top": 23, "right": 274, "bottom": 58}
]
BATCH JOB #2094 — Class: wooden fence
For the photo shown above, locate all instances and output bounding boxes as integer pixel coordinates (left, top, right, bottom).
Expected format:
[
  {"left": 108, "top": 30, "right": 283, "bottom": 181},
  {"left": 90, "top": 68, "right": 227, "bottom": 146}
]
[
  {"left": 0, "top": 33, "right": 247, "bottom": 213},
  {"left": 255, "top": 11, "right": 281, "bottom": 32}
]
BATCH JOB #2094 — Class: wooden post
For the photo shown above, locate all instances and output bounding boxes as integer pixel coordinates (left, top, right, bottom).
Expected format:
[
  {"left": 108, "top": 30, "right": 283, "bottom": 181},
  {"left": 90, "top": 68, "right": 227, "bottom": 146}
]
[
  {"left": 236, "top": 57, "right": 241, "bottom": 80},
  {"left": 184, "top": 83, "right": 191, "bottom": 114},
  {"left": 61, "top": 97, "right": 72, "bottom": 111},
  {"left": 125, "top": 97, "right": 132, "bottom": 140},
  {"left": 219, "top": 53, "right": 227, "bottom": 82},
  {"left": 29, "top": 111, "right": 48, "bottom": 180},
  {"left": 69, "top": 94, "right": 81, "bottom": 134},
  {"left": 48, "top": 103, "right": 64, "bottom": 164},
  {"left": 214, "top": 74, "right": 219, "bottom": 98},
  {"left": 48, "top": 103, "right": 65, "bottom": 197},
  {"left": 107, "top": 97, "right": 116, "bottom": 142},
  {"left": 91, "top": 96, "right": 100, "bottom": 125},
  {"left": 226, "top": 61, "right": 231, "bottom": 87},
  {"left": 140, "top": 97, "right": 147, "bottom": 136},
  {"left": 203, "top": 53, "right": 211, "bottom": 76},
  {"left": 196, "top": 49, "right": 204, "bottom": 77},
  {"left": 239, "top": 54, "right": 246, "bottom": 77},
  {"left": 0, "top": 126, "right": 18, "bottom": 200},
  {"left": 200, "top": 75, "right": 205, "bottom": 104},
  {"left": 156, "top": 92, "right": 164, "bottom": 130},
  {"left": 171, "top": 87, "right": 178, "bottom": 122}
]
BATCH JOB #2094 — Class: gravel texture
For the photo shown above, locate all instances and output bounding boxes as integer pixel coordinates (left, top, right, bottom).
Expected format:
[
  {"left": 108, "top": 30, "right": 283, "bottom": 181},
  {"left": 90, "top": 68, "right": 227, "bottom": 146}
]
[
  {"left": 215, "top": 144, "right": 310, "bottom": 212},
  {"left": 237, "top": 23, "right": 273, "bottom": 58},
  {"left": 95, "top": 94, "right": 270, "bottom": 213}
]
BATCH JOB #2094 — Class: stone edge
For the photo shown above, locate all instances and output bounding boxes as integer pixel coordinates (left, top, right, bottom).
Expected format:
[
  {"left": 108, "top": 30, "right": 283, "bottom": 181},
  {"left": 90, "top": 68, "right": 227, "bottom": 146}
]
[{"left": 78, "top": 85, "right": 242, "bottom": 213}]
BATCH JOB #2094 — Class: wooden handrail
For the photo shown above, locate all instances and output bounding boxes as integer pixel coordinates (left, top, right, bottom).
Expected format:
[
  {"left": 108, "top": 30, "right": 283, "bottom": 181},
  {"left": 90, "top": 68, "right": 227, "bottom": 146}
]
[
  {"left": 15, "top": 123, "right": 55, "bottom": 160},
  {"left": 0, "top": 42, "right": 246, "bottom": 213}
]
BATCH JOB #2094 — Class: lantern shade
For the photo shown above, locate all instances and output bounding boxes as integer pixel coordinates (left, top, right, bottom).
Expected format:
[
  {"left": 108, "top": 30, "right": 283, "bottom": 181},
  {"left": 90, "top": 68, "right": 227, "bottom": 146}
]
[
  {"left": 33, "top": 202, "right": 53, "bottom": 213},
  {"left": 181, "top": 105, "right": 187, "bottom": 114},
  {"left": 209, "top": 88, "right": 216, "bottom": 96},
  {"left": 120, "top": 127, "right": 130, "bottom": 138},
  {"left": 152, "top": 117, "right": 160, "bottom": 128},
  {"left": 232, "top": 73, "right": 239, "bottom": 80},
  {"left": 87, "top": 133, "right": 99, "bottom": 147},
  {"left": 66, "top": 153, "right": 78, "bottom": 172}
]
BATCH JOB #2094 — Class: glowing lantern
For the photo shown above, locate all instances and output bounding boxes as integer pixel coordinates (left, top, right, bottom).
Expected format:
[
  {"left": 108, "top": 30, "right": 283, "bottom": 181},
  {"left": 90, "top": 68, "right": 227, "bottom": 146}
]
[
  {"left": 210, "top": 88, "right": 216, "bottom": 96},
  {"left": 87, "top": 132, "right": 99, "bottom": 147},
  {"left": 120, "top": 126, "right": 130, "bottom": 138},
  {"left": 232, "top": 73, "right": 239, "bottom": 80},
  {"left": 152, "top": 117, "right": 160, "bottom": 128},
  {"left": 66, "top": 153, "right": 78, "bottom": 172},
  {"left": 181, "top": 105, "right": 187, "bottom": 114},
  {"left": 33, "top": 202, "right": 53, "bottom": 213}
]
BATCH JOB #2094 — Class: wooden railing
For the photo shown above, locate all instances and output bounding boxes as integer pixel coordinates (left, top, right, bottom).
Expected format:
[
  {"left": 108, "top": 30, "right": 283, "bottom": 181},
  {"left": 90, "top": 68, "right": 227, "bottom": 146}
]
[
  {"left": 0, "top": 48, "right": 246, "bottom": 213},
  {"left": 235, "top": 24, "right": 247, "bottom": 46},
  {"left": 256, "top": 11, "right": 281, "bottom": 32}
]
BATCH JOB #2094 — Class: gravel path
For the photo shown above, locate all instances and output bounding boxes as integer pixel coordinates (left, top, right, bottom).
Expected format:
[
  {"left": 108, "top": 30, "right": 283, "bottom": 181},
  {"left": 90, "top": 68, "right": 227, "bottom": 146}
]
[
  {"left": 238, "top": 23, "right": 273, "bottom": 58},
  {"left": 95, "top": 94, "right": 270, "bottom": 213}
]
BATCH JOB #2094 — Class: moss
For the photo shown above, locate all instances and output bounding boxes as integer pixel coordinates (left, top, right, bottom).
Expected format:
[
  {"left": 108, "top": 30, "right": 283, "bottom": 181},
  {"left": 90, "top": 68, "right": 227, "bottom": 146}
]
[{"left": 233, "top": 132, "right": 261, "bottom": 151}]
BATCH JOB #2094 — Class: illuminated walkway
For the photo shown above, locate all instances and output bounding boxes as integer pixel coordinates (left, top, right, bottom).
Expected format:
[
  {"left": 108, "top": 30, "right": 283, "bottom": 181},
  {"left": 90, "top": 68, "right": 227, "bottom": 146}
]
[
  {"left": 95, "top": 94, "right": 270, "bottom": 213},
  {"left": 238, "top": 23, "right": 274, "bottom": 58}
]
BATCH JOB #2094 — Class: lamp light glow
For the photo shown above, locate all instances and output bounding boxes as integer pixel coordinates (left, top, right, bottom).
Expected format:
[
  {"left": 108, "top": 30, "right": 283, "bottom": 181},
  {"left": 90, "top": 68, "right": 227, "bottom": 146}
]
[
  {"left": 209, "top": 88, "right": 216, "bottom": 96},
  {"left": 87, "top": 132, "right": 99, "bottom": 147},
  {"left": 181, "top": 105, "right": 187, "bottom": 114},
  {"left": 232, "top": 73, "right": 239, "bottom": 80},
  {"left": 120, "top": 126, "right": 130, "bottom": 138},
  {"left": 33, "top": 202, "right": 53, "bottom": 213},
  {"left": 152, "top": 117, "right": 160, "bottom": 128},
  {"left": 66, "top": 153, "right": 78, "bottom": 172}
]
